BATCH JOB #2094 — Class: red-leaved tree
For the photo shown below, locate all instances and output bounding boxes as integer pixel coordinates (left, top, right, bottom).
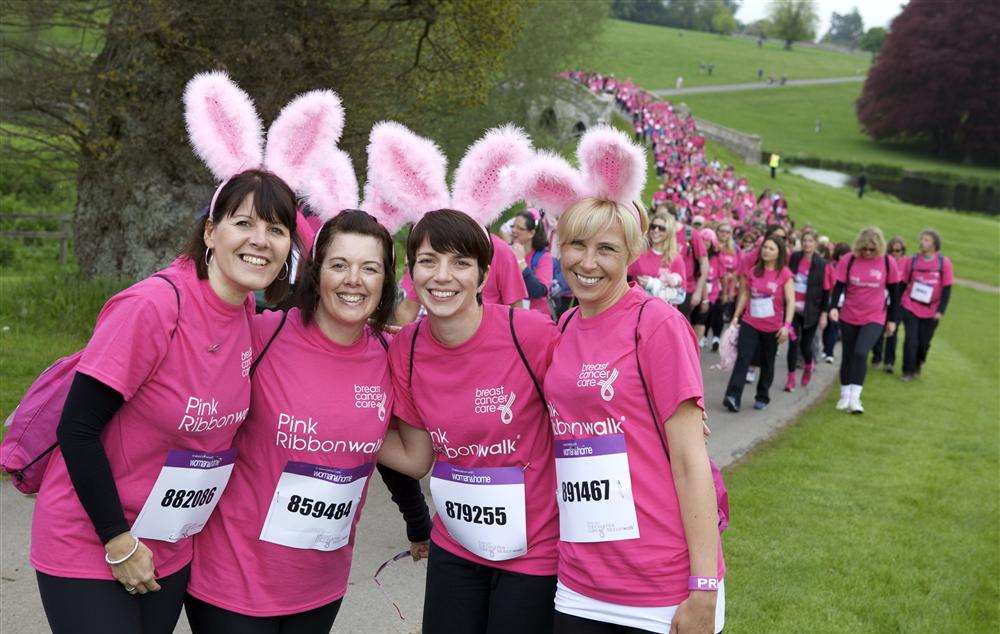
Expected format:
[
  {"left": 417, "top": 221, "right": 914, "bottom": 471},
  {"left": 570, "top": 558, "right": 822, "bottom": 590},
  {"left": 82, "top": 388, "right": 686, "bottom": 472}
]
[{"left": 856, "top": 0, "right": 1000, "bottom": 162}]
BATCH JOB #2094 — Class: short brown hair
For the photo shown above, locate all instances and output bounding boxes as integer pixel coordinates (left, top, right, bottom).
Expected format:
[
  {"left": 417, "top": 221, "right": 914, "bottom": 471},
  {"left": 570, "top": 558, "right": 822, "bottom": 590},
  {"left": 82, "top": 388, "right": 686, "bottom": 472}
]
[
  {"left": 183, "top": 169, "right": 299, "bottom": 304},
  {"left": 407, "top": 209, "right": 494, "bottom": 297}
]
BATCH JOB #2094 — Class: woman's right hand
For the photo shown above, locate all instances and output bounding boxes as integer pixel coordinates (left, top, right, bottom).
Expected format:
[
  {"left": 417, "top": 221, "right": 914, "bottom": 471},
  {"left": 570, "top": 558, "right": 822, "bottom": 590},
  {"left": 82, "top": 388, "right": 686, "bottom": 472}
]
[
  {"left": 828, "top": 308, "right": 839, "bottom": 323},
  {"left": 106, "top": 533, "right": 160, "bottom": 594}
]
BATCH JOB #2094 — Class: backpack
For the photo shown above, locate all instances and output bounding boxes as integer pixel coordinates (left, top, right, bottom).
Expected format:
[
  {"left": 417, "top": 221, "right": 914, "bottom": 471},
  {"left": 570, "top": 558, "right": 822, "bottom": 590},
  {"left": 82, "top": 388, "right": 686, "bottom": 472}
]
[
  {"left": 549, "top": 255, "right": 573, "bottom": 300},
  {"left": 2, "top": 275, "right": 180, "bottom": 494},
  {"left": 561, "top": 302, "right": 730, "bottom": 533}
]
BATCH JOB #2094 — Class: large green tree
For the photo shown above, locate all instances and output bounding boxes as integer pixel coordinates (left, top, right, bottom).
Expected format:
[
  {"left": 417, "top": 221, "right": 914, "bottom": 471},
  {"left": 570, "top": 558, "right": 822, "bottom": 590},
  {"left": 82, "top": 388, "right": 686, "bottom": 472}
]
[
  {"left": 767, "top": 0, "right": 818, "bottom": 49},
  {"left": 2, "top": 0, "right": 604, "bottom": 277},
  {"left": 822, "top": 8, "right": 864, "bottom": 48}
]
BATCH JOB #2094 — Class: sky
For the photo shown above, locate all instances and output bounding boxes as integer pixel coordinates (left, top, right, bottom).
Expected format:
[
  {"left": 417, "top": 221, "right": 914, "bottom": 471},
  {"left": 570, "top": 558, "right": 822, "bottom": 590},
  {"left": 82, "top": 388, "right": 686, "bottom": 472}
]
[{"left": 736, "top": 0, "right": 907, "bottom": 40}]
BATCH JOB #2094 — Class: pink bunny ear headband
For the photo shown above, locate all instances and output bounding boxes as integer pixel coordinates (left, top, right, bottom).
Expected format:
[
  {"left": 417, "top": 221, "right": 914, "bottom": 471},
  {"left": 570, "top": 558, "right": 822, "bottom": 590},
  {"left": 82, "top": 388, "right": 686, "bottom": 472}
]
[
  {"left": 361, "top": 122, "right": 534, "bottom": 234},
  {"left": 501, "top": 124, "right": 647, "bottom": 225},
  {"left": 184, "top": 70, "right": 349, "bottom": 218}
]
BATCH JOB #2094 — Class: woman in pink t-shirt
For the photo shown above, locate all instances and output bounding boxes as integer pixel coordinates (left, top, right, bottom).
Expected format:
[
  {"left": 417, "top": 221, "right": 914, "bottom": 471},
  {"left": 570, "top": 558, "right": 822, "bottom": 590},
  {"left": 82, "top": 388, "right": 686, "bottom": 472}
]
[
  {"left": 510, "top": 209, "right": 555, "bottom": 319},
  {"left": 723, "top": 236, "right": 794, "bottom": 412},
  {"left": 630, "top": 212, "right": 686, "bottom": 306},
  {"left": 381, "top": 209, "right": 561, "bottom": 634},
  {"left": 828, "top": 227, "right": 903, "bottom": 414},
  {"left": 783, "top": 229, "right": 829, "bottom": 392},
  {"left": 899, "top": 229, "right": 953, "bottom": 381},
  {"left": 184, "top": 210, "right": 430, "bottom": 632},
  {"left": 545, "top": 199, "right": 725, "bottom": 634},
  {"left": 31, "top": 170, "right": 297, "bottom": 634},
  {"left": 709, "top": 222, "right": 740, "bottom": 351}
]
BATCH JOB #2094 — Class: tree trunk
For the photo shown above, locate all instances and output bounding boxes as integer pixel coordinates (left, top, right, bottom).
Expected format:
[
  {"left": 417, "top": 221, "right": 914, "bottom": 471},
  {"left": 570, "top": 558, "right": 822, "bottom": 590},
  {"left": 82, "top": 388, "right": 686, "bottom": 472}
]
[{"left": 784, "top": 39, "right": 793, "bottom": 50}]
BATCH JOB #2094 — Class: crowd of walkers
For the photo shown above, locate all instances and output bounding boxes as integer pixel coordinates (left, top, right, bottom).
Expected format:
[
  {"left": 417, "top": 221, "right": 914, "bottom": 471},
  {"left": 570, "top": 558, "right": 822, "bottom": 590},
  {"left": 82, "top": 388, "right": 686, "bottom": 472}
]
[
  {"left": 8, "top": 68, "right": 952, "bottom": 634},
  {"left": 566, "top": 71, "right": 954, "bottom": 414}
]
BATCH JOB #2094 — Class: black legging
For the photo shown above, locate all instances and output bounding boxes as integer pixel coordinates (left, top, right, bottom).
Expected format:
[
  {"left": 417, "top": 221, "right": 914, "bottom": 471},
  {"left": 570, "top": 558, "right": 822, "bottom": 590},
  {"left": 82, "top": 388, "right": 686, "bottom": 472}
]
[
  {"left": 870, "top": 329, "right": 899, "bottom": 367},
  {"left": 838, "top": 321, "right": 884, "bottom": 385},
  {"left": 725, "top": 323, "right": 779, "bottom": 405},
  {"left": 708, "top": 299, "right": 726, "bottom": 338},
  {"left": 902, "top": 308, "right": 940, "bottom": 374},
  {"left": 184, "top": 594, "right": 342, "bottom": 634},
  {"left": 422, "top": 541, "right": 556, "bottom": 634},
  {"left": 37, "top": 565, "right": 190, "bottom": 634},
  {"left": 787, "top": 313, "right": 819, "bottom": 372}
]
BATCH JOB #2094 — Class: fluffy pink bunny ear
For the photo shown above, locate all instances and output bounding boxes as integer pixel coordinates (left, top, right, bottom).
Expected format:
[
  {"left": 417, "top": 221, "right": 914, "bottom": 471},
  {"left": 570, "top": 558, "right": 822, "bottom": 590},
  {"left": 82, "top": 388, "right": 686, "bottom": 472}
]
[
  {"left": 360, "top": 180, "right": 411, "bottom": 235},
  {"left": 577, "top": 125, "right": 647, "bottom": 204},
  {"left": 365, "top": 121, "right": 450, "bottom": 221},
  {"left": 301, "top": 149, "right": 359, "bottom": 222},
  {"left": 450, "top": 124, "right": 533, "bottom": 225},
  {"left": 184, "top": 70, "right": 263, "bottom": 181},
  {"left": 505, "top": 150, "right": 585, "bottom": 217},
  {"left": 263, "top": 89, "right": 345, "bottom": 192}
]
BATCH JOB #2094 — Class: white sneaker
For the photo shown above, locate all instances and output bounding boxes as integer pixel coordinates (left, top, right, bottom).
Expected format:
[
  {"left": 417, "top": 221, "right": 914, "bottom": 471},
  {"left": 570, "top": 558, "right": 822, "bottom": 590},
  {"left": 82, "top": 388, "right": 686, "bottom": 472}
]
[
  {"left": 824, "top": 355, "right": 835, "bottom": 364},
  {"left": 835, "top": 386, "right": 850, "bottom": 410},
  {"left": 699, "top": 338, "right": 706, "bottom": 349},
  {"left": 849, "top": 395, "right": 864, "bottom": 414},
  {"left": 746, "top": 368, "right": 758, "bottom": 383}
]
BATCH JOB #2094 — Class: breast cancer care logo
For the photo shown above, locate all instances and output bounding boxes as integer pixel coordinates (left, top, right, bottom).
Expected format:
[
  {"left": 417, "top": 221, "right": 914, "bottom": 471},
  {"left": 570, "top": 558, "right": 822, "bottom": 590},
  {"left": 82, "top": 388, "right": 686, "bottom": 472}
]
[
  {"left": 474, "top": 386, "right": 517, "bottom": 424},
  {"left": 578, "top": 363, "right": 619, "bottom": 402}
]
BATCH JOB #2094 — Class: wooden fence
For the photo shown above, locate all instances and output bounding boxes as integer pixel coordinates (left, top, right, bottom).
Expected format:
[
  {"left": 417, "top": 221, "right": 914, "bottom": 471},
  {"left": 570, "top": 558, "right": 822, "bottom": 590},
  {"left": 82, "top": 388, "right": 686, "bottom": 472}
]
[{"left": 0, "top": 213, "right": 72, "bottom": 264}]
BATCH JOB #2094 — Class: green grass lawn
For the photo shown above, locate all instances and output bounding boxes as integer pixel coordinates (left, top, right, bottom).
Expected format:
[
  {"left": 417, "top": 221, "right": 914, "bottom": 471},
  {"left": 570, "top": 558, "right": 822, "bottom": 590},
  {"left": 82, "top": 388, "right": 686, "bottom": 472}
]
[
  {"left": 575, "top": 19, "right": 870, "bottom": 89},
  {"left": 679, "top": 83, "right": 1000, "bottom": 182},
  {"left": 698, "top": 140, "right": 1000, "bottom": 286},
  {"left": 722, "top": 284, "right": 999, "bottom": 631}
]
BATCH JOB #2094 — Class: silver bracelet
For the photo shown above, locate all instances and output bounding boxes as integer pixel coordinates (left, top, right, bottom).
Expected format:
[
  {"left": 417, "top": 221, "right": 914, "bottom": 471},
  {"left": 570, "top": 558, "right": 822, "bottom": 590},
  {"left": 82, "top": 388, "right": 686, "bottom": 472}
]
[{"left": 104, "top": 535, "right": 139, "bottom": 565}]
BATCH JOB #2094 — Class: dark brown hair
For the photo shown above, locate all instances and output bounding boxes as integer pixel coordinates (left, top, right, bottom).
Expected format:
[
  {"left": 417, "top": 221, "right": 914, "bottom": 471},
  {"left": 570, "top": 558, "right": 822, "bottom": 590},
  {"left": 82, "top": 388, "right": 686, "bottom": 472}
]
[
  {"left": 183, "top": 169, "right": 299, "bottom": 303},
  {"left": 516, "top": 210, "right": 549, "bottom": 253},
  {"left": 295, "top": 210, "right": 396, "bottom": 333},
  {"left": 406, "top": 209, "right": 494, "bottom": 301},
  {"left": 754, "top": 235, "right": 788, "bottom": 277}
]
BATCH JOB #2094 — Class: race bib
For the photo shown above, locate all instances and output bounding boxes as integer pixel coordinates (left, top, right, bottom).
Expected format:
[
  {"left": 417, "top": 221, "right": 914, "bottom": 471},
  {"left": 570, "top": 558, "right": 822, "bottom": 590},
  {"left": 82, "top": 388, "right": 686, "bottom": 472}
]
[
  {"left": 430, "top": 463, "right": 527, "bottom": 562},
  {"left": 749, "top": 296, "right": 775, "bottom": 319},
  {"left": 554, "top": 435, "right": 639, "bottom": 543},
  {"left": 910, "top": 281, "right": 934, "bottom": 304},
  {"left": 131, "top": 448, "right": 237, "bottom": 543},
  {"left": 794, "top": 272, "right": 808, "bottom": 294},
  {"left": 705, "top": 281, "right": 714, "bottom": 295},
  {"left": 258, "top": 461, "right": 372, "bottom": 551}
]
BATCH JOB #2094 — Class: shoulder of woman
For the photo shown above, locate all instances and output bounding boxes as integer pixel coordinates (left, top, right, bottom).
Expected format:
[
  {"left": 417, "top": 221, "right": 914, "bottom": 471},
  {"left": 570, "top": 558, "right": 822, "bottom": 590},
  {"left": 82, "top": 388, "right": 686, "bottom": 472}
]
[{"left": 103, "top": 275, "right": 182, "bottom": 325}]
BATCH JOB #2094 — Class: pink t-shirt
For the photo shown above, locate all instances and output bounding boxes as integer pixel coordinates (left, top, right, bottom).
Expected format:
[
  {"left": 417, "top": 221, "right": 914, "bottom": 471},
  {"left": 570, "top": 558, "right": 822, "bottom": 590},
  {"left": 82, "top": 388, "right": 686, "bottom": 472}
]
[
  {"left": 526, "top": 249, "right": 554, "bottom": 314},
  {"left": 901, "top": 254, "right": 954, "bottom": 319},
  {"left": 677, "top": 227, "right": 707, "bottom": 293},
  {"left": 187, "top": 310, "right": 392, "bottom": 616},
  {"left": 741, "top": 266, "right": 793, "bottom": 333},
  {"left": 388, "top": 304, "right": 559, "bottom": 575},
  {"left": 545, "top": 285, "right": 722, "bottom": 606},
  {"left": 31, "top": 258, "right": 253, "bottom": 580},
  {"left": 793, "top": 254, "right": 812, "bottom": 310},
  {"left": 706, "top": 256, "right": 721, "bottom": 303},
  {"left": 835, "top": 254, "right": 902, "bottom": 326},
  {"left": 717, "top": 249, "right": 740, "bottom": 299},
  {"left": 485, "top": 234, "right": 529, "bottom": 306},
  {"left": 400, "top": 235, "right": 528, "bottom": 306}
]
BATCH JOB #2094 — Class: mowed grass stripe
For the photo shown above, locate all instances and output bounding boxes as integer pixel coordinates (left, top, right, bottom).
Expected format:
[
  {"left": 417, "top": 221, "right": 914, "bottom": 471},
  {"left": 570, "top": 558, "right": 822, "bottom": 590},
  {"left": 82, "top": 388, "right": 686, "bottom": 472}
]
[{"left": 722, "top": 286, "right": 998, "bottom": 631}]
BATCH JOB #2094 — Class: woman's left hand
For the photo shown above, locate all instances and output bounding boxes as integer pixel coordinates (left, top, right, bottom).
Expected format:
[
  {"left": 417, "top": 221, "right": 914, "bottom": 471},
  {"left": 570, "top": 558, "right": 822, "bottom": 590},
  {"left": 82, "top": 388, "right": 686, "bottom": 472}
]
[
  {"left": 409, "top": 540, "right": 430, "bottom": 561},
  {"left": 885, "top": 321, "right": 897, "bottom": 337},
  {"left": 670, "top": 591, "right": 716, "bottom": 633},
  {"left": 777, "top": 326, "right": 789, "bottom": 344}
]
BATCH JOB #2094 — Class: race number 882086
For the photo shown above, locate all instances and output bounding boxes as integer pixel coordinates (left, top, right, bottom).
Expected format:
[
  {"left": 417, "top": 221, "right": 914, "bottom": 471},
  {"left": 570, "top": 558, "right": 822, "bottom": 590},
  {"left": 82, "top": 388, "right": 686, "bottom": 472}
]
[
  {"left": 444, "top": 501, "right": 507, "bottom": 525},
  {"left": 160, "top": 487, "right": 217, "bottom": 509}
]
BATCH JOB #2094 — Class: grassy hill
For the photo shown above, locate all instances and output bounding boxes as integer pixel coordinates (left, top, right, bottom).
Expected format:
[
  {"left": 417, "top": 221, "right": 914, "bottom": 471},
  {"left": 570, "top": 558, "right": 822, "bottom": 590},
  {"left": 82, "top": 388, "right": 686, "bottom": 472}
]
[
  {"left": 575, "top": 19, "right": 870, "bottom": 89},
  {"left": 679, "top": 83, "right": 1000, "bottom": 182}
]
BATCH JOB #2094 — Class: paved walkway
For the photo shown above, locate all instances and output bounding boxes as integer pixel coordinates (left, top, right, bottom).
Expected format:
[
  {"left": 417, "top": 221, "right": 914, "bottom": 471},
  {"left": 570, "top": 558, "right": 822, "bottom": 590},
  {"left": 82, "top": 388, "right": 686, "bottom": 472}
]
[
  {"left": 954, "top": 277, "right": 1000, "bottom": 294},
  {"left": 1, "top": 341, "right": 836, "bottom": 633},
  {"left": 652, "top": 75, "right": 864, "bottom": 97}
]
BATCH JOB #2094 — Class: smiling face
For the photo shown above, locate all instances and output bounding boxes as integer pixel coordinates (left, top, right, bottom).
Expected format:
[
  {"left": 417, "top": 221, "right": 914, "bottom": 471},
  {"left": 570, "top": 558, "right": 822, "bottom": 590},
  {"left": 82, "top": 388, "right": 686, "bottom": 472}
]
[
  {"left": 315, "top": 232, "right": 385, "bottom": 332},
  {"left": 760, "top": 238, "right": 780, "bottom": 265},
  {"left": 802, "top": 233, "right": 816, "bottom": 254},
  {"left": 510, "top": 215, "right": 535, "bottom": 248},
  {"left": 204, "top": 194, "right": 291, "bottom": 299},
  {"left": 411, "top": 236, "right": 486, "bottom": 320},
  {"left": 561, "top": 222, "right": 631, "bottom": 314}
]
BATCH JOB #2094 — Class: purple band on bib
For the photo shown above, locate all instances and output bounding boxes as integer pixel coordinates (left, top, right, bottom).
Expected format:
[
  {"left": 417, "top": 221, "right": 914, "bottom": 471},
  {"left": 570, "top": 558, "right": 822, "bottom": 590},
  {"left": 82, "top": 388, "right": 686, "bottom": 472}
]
[
  {"left": 163, "top": 447, "right": 238, "bottom": 469},
  {"left": 431, "top": 462, "right": 524, "bottom": 485},
  {"left": 554, "top": 434, "right": 626, "bottom": 459},
  {"left": 283, "top": 460, "right": 374, "bottom": 483}
]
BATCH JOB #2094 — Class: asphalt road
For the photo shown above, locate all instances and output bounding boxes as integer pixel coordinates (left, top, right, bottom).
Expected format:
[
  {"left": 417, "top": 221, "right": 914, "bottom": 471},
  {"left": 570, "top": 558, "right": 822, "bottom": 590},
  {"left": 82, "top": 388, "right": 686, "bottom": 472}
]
[
  {"left": 1, "top": 341, "right": 836, "bottom": 633},
  {"left": 651, "top": 76, "right": 864, "bottom": 97}
]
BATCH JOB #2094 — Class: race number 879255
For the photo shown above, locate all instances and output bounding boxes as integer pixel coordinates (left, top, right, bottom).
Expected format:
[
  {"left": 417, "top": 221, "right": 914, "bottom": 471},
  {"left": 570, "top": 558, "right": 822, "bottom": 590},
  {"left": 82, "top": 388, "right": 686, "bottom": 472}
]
[{"left": 444, "top": 501, "right": 507, "bottom": 525}]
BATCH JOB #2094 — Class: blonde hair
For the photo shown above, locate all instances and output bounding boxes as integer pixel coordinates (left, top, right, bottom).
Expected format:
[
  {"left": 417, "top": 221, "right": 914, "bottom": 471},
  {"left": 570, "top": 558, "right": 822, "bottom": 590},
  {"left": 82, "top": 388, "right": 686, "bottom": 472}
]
[
  {"left": 649, "top": 212, "right": 679, "bottom": 264},
  {"left": 715, "top": 221, "right": 736, "bottom": 254},
  {"left": 852, "top": 226, "right": 886, "bottom": 257},
  {"left": 557, "top": 197, "right": 648, "bottom": 264}
]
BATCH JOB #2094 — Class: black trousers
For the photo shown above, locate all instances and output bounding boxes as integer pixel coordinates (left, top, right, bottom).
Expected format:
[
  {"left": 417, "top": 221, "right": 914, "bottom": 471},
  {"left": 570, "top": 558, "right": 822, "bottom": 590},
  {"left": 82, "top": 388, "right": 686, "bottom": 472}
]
[
  {"left": 422, "top": 541, "right": 556, "bottom": 634},
  {"left": 839, "top": 321, "right": 884, "bottom": 385},
  {"left": 870, "top": 328, "right": 898, "bottom": 367},
  {"left": 185, "top": 594, "right": 341, "bottom": 634},
  {"left": 725, "top": 323, "right": 778, "bottom": 405},
  {"left": 787, "top": 313, "right": 819, "bottom": 371},
  {"left": 554, "top": 609, "right": 725, "bottom": 633},
  {"left": 709, "top": 299, "right": 726, "bottom": 338},
  {"left": 37, "top": 565, "right": 190, "bottom": 634},
  {"left": 902, "top": 308, "right": 940, "bottom": 374},
  {"left": 822, "top": 320, "right": 840, "bottom": 357}
]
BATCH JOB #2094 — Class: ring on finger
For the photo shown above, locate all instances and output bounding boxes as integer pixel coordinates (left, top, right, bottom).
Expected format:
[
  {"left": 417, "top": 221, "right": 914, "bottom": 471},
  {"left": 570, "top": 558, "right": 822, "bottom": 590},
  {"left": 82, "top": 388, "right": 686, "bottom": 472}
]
[{"left": 125, "top": 585, "right": 137, "bottom": 594}]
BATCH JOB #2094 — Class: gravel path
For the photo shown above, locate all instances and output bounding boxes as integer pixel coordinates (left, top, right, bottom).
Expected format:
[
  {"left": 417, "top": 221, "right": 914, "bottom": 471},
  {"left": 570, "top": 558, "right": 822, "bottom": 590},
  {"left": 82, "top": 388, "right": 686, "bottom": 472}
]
[{"left": 651, "top": 75, "right": 865, "bottom": 97}]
